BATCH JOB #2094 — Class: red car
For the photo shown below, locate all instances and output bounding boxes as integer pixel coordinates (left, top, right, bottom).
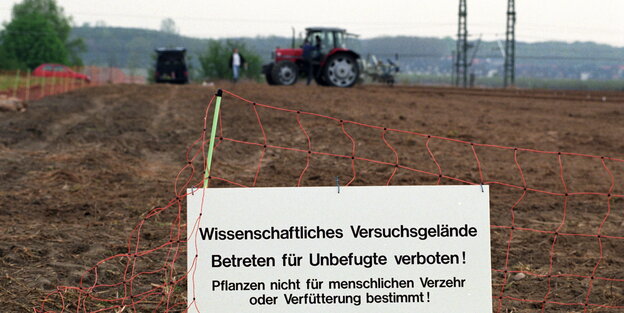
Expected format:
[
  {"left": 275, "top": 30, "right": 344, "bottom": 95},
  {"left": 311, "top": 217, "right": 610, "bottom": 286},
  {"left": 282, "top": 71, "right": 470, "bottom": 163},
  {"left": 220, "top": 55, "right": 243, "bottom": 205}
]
[{"left": 33, "top": 64, "right": 91, "bottom": 82}]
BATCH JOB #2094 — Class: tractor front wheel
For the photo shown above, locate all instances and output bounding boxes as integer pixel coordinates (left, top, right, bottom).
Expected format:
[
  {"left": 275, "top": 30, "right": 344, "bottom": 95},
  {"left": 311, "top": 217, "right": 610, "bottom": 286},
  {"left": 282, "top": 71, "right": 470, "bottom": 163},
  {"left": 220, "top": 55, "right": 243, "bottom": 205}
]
[
  {"left": 323, "top": 54, "right": 359, "bottom": 87},
  {"left": 271, "top": 61, "right": 298, "bottom": 85},
  {"left": 264, "top": 63, "right": 276, "bottom": 85}
]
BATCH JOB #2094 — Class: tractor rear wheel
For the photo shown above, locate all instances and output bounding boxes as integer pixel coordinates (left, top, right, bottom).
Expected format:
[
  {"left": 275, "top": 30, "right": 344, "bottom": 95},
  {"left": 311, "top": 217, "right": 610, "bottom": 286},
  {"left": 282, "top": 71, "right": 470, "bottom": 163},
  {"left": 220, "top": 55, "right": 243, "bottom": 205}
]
[
  {"left": 323, "top": 53, "right": 359, "bottom": 87},
  {"left": 271, "top": 61, "right": 298, "bottom": 85}
]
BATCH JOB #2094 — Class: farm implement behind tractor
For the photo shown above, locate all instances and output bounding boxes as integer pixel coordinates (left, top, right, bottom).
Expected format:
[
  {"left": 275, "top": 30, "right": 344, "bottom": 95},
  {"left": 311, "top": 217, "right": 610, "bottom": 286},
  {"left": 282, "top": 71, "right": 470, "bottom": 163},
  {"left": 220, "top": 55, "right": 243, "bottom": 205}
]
[{"left": 360, "top": 54, "right": 400, "bottom": 86}]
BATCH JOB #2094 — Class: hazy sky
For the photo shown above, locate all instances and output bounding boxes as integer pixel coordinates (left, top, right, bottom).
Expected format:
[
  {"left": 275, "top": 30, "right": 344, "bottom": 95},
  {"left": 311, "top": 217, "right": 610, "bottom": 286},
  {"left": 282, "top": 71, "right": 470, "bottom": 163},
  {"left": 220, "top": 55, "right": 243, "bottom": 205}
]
[{"left": 1, "top": 0, "right": 623, "bottom": 47}]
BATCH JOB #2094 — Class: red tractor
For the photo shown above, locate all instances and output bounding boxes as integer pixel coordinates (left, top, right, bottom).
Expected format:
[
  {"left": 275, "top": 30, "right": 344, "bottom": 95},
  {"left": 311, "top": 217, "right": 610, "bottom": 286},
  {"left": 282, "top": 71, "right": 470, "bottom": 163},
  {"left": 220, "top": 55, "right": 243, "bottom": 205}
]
[{"left": 262, "top": 27, "right": 361, "bottom": 87}]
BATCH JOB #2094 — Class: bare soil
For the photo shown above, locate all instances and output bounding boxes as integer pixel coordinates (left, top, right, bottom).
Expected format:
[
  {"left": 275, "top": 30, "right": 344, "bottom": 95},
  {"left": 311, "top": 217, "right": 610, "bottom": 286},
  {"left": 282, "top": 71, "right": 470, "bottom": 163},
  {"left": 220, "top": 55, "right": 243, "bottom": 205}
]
[{"left": 1, "top": 82, "right": 624, "bottom": 312}]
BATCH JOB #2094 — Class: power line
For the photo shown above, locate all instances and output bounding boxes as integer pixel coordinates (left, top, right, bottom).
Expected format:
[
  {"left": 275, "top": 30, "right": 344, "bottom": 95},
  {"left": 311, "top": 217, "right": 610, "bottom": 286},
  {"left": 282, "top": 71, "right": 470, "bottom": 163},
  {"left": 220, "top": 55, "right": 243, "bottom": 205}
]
[
  {"left": 0, "top": 8, "right": 469, "bottom": 28},
  {"left": 78, "top": 49, "right": 624, "bottom": 62},
  {"left": 2, "top": 7, "right": 623, "bottom": 46}
]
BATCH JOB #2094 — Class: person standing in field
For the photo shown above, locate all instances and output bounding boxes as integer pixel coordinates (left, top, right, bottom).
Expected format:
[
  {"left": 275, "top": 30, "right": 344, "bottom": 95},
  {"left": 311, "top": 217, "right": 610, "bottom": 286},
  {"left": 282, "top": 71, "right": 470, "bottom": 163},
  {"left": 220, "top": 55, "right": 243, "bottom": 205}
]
[
  {"left": 302, "top": 39, "right": 315, "bottom": 85},
  {"left": 229, "top": 48, "right": 246, "bottom": 83}
]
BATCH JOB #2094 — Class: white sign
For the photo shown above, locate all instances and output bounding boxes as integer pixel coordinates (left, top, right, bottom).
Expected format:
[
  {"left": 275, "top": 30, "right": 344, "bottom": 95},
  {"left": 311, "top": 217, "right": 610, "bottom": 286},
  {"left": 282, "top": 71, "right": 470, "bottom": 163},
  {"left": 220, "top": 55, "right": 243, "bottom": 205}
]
[{"left": 187, "top": 186, "right": 491, "bottom": 312}]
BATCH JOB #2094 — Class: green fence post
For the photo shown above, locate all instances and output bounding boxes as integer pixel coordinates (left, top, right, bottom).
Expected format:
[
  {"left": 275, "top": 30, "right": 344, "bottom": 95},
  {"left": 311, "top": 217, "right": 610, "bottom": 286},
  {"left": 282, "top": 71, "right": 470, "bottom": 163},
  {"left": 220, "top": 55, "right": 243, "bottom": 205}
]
[{"left": 203, "top": 89, "right": 223, "bottom": 189}]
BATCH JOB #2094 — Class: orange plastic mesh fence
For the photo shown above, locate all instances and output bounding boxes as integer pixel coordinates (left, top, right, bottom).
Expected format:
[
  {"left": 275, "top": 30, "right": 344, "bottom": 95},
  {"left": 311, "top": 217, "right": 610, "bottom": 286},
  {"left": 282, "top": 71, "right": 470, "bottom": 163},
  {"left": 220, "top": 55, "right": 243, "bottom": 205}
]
[{"left": 36, "top": 89, "right": 624, "bottom": 313}]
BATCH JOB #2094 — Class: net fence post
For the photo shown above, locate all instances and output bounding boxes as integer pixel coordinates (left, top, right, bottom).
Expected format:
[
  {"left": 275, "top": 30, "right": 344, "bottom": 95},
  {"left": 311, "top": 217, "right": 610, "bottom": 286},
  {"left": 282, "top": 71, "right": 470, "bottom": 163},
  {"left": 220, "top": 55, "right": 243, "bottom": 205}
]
[
  {"left": 81, "top": 66, "right": 86, "bottom": 89},
  {"left": 12, "top": 69, "right": 20, "bottom": 98},
  {"left": 203, "top": 89, "right": 223, "bottom": 188},
  {"left": 40, "top": 76, "right": 45, "bottom": 99},
  {"left": 50, "top": 76, "right": 55, "bottom": 95},
  {"left": 25, "top": 70, "right": 31, "bottom": 102}
]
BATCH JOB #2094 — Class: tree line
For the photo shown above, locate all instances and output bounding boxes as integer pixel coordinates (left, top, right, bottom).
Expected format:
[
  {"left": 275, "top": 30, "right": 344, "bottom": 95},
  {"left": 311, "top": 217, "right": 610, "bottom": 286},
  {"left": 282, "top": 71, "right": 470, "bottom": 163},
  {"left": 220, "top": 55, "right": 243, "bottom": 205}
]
[{"left": 0, "top": 0, "right": 264, "bottom": 82}]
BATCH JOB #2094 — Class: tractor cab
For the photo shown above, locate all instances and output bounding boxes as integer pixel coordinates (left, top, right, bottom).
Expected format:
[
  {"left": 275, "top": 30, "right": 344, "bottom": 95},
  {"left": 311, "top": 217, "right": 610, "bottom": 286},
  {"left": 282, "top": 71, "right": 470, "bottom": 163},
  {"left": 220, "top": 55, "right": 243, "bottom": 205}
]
[
  {"left": 263, "top": 27, "right": 361, "bottom": 87},
  {"left": 304, "top": 27, "right": 348, "bottom": 55}
]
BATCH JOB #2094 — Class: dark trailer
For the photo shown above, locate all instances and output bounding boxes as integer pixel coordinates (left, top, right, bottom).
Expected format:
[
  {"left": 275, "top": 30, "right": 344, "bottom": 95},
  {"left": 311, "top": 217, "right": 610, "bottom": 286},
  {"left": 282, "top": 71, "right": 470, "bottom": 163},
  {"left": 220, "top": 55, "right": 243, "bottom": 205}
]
[{"left": 154, "top": 47, "right": 189, "bottom": 84}]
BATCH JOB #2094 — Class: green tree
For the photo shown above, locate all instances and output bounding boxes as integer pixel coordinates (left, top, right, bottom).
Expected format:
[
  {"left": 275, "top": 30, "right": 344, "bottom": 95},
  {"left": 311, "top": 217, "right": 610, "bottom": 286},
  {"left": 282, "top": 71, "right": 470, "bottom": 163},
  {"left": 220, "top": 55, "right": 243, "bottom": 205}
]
[
  {"left": 0, "top": 0, "right": 84, "bottom": 69},
  {"left": 0, "top": 44, "right": 21, "bottom": 69},
  {"left": 198, "top": 40, "right": 262, "bottom": 81},
  {"left": 1, "top": 13, "right": 68, "bottom": 69}
]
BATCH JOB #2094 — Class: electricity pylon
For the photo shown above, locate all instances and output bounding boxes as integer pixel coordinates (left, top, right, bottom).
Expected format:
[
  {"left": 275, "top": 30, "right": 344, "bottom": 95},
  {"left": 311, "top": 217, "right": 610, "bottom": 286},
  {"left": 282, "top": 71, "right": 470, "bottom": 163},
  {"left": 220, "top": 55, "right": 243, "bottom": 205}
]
[{"left": 504, "top": 0, "right": 516, "bottom": 87}]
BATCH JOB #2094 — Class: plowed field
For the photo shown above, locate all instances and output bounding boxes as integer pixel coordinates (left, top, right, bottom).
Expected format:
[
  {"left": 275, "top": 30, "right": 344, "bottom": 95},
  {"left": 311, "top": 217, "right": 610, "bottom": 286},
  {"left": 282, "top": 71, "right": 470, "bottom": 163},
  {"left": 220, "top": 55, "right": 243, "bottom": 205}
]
[{"left": 1, "top": 82, "right": 624, "bottom": 312}]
